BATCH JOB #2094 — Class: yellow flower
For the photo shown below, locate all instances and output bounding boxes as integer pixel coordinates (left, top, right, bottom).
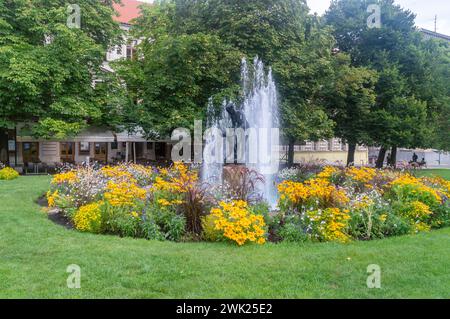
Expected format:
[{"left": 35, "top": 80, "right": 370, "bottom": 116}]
[
  {"left": 410, "top": 201, "right": 432, "bottom": 218},
  {"left": 415, "top": 222, "right": 431, "bottom": 233},
  {"left": 152, "top": 162, "right": 198, "bottom": 195},
  {"left": 389, "top": 175, "right": 441, "bottom": 202},
  {"left": 74, "top": 201, "right": 103, "bottom": 233},
  {"left": 0, "top": 167, "right": 19, "bottom": 180},
  {"left": 46, "top": 190, "right": 59, "bottom": 208},
  {"left": 346, "top": 167, "right": 376, "bottom": 185},
  {"left": 104, "top": 181, "right": 147, "bottom": 207},
  {"left": 306, "top": 208, "right": 351, "bottom": 243},
  {"left": 101, "top": 165, "right": 135, "bottom": 182},
  {"left": 131, "top": 212, "right": 139, "bottom": 218},
  {"left": 422, "top": 176, "right": 450, "bottom": 198},
  {"left": 317, "top": 166, "right": 338, "bottom": 180},
  {"left": 157, "top": 198, "right": 172, "bottom": 206},
  {"left": 278, "top": 177, "right": 349, "bottom": 208},
  {"left": 210, "top": 200, "right": 266, "bottom": 246},
  {"left": 52, "top": 171, "right": 78, "bottom": 184}
]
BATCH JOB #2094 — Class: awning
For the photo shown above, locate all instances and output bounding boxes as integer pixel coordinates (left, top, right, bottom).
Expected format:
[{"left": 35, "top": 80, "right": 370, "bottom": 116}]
[
  {"left": 17, "top": 128, "right": 116, "bottom": 143},
  {"left": 16, "top": 124, "right": 174, "bottom": 143},
  {"left": 116, "top": 130, "right": 147, "bottom": 142},
  {"left": 71, "top": 129, "right": 115, "bottom": 143}
]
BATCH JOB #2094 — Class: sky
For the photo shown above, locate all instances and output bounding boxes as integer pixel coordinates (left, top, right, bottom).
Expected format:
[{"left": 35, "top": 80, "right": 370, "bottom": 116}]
[
  {"left": 307, "top": 0, "right": 450, "bottom": 35},
  {"left": 139, "top": 0, "right": 450, "bottom": 35}
]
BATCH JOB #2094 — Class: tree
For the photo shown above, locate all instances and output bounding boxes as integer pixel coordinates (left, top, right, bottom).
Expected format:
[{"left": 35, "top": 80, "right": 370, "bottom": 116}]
[
  {"left": 116, "top": 30, "right": 242, "bottom": 138},
  {"left": 124, "top": 0, "right": 337, "bottom": 165},
  {"left": 325, "top": 0, "right": 447, "bottom": 167},
  {"left": 415, "top": 39, "right": 450, "bottom": 152},
  {"left": 0, "top": 0, "right": 123, "bottom": 140},
  {"left": 325, "top": 54, "right": 378, "bottom": 166}
]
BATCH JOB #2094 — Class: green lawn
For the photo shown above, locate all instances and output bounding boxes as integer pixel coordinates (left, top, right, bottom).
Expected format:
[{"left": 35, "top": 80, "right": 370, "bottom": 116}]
[
  {"left": 415, "top": 169, "right": 450, "bottom": 180},
  {"left": 0, "top": 175, "right": 449, "bottom": 298}
]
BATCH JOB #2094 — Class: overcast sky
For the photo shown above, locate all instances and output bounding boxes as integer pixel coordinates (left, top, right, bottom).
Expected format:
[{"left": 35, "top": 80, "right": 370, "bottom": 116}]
[
  {"left": 139, "top": 0, "right": 450, "bottom": 35},
  {"left": 307, "top": 0, "right": 450, "bottom": 35}
]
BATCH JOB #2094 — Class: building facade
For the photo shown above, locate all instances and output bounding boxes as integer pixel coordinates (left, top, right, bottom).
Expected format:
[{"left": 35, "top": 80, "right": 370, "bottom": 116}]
[
  {"left": 420, "top": 28, "right": 450, "bottom": 42},
  {"left": 281, "top": 139, "right": 369, "bottom": 166}
]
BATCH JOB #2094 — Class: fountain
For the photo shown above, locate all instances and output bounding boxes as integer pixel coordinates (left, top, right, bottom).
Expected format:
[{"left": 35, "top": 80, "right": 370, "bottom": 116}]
[{"left": 202, "top": 57, "right": 280, "bottom": 207}]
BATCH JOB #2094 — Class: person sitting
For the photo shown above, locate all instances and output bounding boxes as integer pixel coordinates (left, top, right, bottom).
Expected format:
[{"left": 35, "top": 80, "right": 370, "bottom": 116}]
[{"left": 419, "top": 158, "right": 427, "bottom": 168}]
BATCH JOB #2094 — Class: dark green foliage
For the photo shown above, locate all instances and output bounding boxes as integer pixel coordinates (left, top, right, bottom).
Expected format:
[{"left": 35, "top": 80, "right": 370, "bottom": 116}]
[
  {"left": 119, "top": 0, "right": 337, "bottom": 143},
  {"left": 347, "top": 209, "right": 412, "bottom": 240},
  {"left": 0, "top": 0, "right": 123, "bottom": 137},
  {"left": 278, "top": 217, "right": 309, "bottom": 243},
  {"left": 325, "top": 0, "right": 450, "bottom": 156}
]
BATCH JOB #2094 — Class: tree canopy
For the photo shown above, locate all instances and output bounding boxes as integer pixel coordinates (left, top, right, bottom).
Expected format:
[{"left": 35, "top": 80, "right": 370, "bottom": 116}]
[
  {"left": 1, "top": 0, "right": 448, "bottom": 165},
  {"left": 0, "top": 0, "right": 123, "bottom": 138},
  {"left": 324, "top": 53, "right": 378, "bottom": 165},
  {"left": 118, "top": 0, "right": 339, "bottom": 160},
  {"left": 325, "top": 0, "right": 450, "bottom": 165}
]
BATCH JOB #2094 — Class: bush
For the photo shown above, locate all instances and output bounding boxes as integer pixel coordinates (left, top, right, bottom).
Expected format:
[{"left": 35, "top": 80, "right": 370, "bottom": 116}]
[
  {"left": 276, "top": 167, "right": 450, "bottom": 243},
  {"left": 210, "top": 200, "right": 266, "bottom": 246},
  {"left": 348, "top": 208, "right": 412, "bottom": 240},
  {"left": 152, "top": 162, "right": 205, "bottom": 235},
  {"left": 147, "top": 201, "right": 187, "bottom": 242},
  {"left": 386, "top": 175, "right": 442, "bottom": 209},
  {"left": 250, "top": 202, "right": 271, "bottom": 221},
  {"left": 163, "top": 214, "right": 186, "bottom": 241},
  {"left": 278, "top": 167, "right": 313, "bottom": 183},
  {"left": 73, "top": 201, "right": 104, "bottom": 233},
  {"left": 288, "top": 159, "right": 328, "bottom": 179},
  {"left": 277, "top": 177, "right": 349, "bottom": 213},
  {"left": 0, "top": 167, "right": 19, "bottom": 180},
  {"left": 201, "top": 214, "right": 223, "bottom": 242},
  {"left": 304, "top": 208, "right": 351, "bottom": 242},
  {"left": 141, "top": 217, "right": 166, "bottom": 241},
  {"left": 278, "top": 217, "right": 308, "bottom": 243},
  {"left": 182, "top": 183, "right": 209, "bottom": 235}
]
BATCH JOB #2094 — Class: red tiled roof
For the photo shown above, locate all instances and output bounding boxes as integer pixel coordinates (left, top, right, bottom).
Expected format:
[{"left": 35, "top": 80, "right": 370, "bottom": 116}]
[{"left": 113, "top": 0, "right": 146, "bottom": 24}]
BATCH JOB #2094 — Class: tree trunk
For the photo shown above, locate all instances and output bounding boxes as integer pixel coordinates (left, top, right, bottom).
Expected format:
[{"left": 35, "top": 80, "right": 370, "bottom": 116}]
[
  {"left": 347, "top": 143, "right": 357, "bottom": 167},
  {"left": 376, "top": 147, "right": 387, "bottom": 169},
  {"left": 389, "top": 146, "right": 398, "bottom": 168},
  {"left": 0, "top": 128, "right": 9, "bottom": 165},
  {"left": 287, "top": 139, "right": 295, "bottom": 167}
]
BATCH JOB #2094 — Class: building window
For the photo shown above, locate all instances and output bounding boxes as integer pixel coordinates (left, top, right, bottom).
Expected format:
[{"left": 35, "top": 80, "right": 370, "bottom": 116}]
[
  {"left": 23, "top": 142, "right": 40, "bottom": 163},
  {"left": 111, "top": 142, "right": 118, "bottom": 150},
  {"left": 318, "top": 140, "right": 329, "bottom": 151},
  {"left": 301, "top": 141, "right": 314, "bottom": 151},
  {"left": 126, "top": 45, "right": 136, "bottom": 60},
  {"left": 60, "top": 142, "right": 75, "bottom": 162},
  {"left": 147, "top": 142, "right": 153, "bottom": 150},
  {"left": 79, "top": 142, "right": 90, "bottom": 155},
  {"left": 116, "top": 45, "right": 122, "bottom": 55}
]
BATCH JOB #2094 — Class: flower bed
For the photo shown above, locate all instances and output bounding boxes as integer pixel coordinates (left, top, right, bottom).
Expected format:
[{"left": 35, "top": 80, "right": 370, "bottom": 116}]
[
  {"left": 277, "top": 166, "right": 449, "bottom": 242},
  {"left": 47, "top": 163, "right": 449, "bottom": 246}
]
